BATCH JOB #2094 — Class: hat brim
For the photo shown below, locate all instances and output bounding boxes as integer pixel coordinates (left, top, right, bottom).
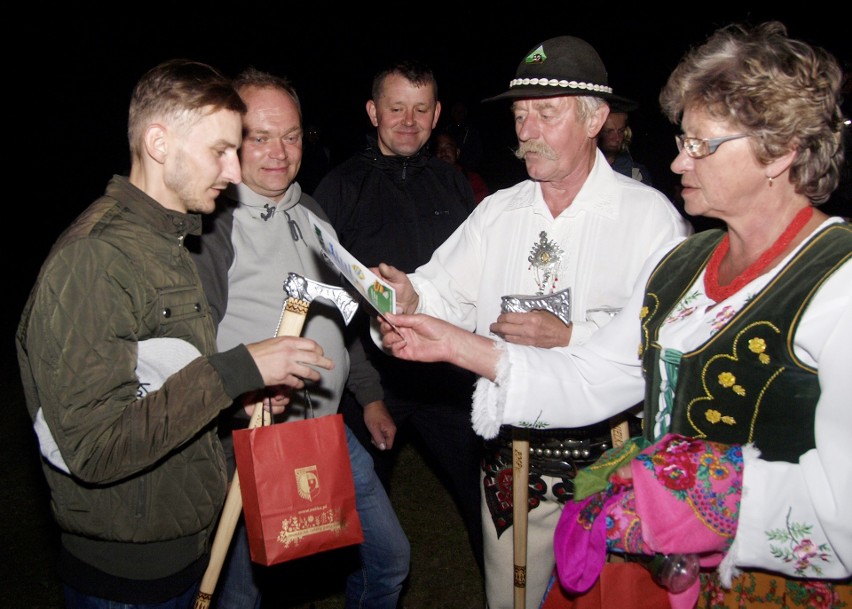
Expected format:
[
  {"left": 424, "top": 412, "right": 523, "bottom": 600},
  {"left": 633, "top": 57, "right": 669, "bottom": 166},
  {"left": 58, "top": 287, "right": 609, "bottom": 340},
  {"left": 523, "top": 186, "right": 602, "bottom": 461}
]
[{"left": 483, "top": 87, "right": 638, "bottom": 112}]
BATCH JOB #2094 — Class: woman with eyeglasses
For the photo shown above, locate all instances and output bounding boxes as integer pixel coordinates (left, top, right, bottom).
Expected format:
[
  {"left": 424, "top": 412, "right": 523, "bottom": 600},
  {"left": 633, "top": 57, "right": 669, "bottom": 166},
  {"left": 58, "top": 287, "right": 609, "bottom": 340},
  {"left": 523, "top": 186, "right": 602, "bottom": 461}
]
[{"left": 376, "top": 21, "right": 850, "bottom": 608}]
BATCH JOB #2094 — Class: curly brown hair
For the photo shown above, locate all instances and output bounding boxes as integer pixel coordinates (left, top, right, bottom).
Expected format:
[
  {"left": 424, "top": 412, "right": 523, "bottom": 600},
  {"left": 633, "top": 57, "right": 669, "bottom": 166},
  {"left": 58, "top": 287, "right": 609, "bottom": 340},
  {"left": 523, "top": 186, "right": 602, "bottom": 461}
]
[{"left": 659, "top": 21, "right": 846, "bottom": 204}]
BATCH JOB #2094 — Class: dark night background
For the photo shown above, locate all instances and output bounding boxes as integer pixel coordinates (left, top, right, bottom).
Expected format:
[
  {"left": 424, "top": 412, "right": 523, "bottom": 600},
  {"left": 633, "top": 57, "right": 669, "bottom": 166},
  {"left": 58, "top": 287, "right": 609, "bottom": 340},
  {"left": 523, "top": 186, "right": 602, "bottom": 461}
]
[
  {"left": 13, "top": 8, "right": 849, "bottom": 324},
  {"left": 8, "top": 0, "right": 851, "bottom": 461},
  {"left": 4, "top": 8, "right": 850, "bottom": 604}
]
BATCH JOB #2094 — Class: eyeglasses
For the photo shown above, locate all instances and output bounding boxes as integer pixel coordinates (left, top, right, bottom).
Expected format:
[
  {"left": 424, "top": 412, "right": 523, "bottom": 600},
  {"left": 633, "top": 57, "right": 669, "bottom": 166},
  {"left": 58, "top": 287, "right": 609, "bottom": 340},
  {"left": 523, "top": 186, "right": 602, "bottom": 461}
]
[{"left": 675, "top": 133, "right": 750, "bottom": 159}]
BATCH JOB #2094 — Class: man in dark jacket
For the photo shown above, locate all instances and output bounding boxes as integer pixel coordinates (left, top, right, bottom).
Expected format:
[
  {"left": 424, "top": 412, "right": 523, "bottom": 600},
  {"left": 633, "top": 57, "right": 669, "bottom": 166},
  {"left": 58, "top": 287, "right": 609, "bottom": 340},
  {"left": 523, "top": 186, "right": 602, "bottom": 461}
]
[
  {"left": 15, "top": 59, "right": 332, "bottom": 609},
  {"left": 313, "top": 59, "right": 483, "bottom": 574}
]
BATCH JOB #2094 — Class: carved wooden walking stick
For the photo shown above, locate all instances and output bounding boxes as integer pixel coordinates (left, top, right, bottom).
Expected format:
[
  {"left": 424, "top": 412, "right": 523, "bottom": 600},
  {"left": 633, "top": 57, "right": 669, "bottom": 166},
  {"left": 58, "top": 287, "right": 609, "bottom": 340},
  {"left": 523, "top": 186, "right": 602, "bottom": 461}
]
[
  {"left": 193, "top": 273, "right": 357, "bottom": 609},
  {"left": 500, "top": 288, "right": 572, "bottom": 609}
]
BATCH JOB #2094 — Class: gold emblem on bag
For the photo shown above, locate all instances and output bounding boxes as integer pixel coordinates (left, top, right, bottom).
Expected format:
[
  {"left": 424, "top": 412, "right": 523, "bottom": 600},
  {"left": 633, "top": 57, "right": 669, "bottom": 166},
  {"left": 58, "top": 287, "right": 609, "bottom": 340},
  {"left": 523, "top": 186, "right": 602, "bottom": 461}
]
[{"left": 295, "top": 465, "right": 320, "bottom": 501}]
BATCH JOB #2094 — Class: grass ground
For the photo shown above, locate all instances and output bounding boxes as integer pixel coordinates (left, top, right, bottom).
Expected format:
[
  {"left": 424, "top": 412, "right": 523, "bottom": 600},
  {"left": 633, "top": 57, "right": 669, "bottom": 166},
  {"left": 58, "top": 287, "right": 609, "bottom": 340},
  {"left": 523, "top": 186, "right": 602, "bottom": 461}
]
[{"left": 2, "top": 366, "right": 485, "bottom": 609}]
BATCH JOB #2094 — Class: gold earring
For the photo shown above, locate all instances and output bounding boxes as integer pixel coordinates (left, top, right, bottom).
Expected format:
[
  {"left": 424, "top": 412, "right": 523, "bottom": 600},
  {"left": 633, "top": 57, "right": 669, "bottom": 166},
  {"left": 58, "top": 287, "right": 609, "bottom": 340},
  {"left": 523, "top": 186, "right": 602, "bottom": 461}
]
[{"left": 768, "top": 176, "right": 773, "bottom": 187}]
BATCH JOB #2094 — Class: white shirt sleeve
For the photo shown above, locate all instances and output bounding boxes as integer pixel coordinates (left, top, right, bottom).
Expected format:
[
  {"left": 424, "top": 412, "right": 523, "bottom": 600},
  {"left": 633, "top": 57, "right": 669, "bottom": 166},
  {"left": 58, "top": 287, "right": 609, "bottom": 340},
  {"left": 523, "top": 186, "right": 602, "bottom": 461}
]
[{"left": 730, "top": 265, "right": 852, "bottom": 578}]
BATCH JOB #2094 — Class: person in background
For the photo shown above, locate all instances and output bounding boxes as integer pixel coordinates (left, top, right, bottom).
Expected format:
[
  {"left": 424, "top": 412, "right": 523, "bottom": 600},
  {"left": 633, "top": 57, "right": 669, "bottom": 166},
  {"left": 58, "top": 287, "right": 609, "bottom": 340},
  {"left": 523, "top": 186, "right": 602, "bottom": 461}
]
[
  {"left": 379, "top": 21, "right": 851, "bottom": 609},
  {"left": 370, "top": 36, "right": 692, "bottom": 609},
  {"left": 15, "top": 59, "right": 334, "bottom": 609},
  {"left": 313, "top": 59, "right": 484, "bottom": 577},
  {"left": 598, "top": 106, "right": 654, "bottom": 186},
  {"left": 298, "top": 123, "right": 332, "bottom": 195},
  {"left": 434, "top": 130, "right": 490, "bottom": 203},
  {"left": 188, "top": 67, "right": 409, "bottom": 609},
  {"left": 446, "top": 99, "right": 485, "bottom": 171}
]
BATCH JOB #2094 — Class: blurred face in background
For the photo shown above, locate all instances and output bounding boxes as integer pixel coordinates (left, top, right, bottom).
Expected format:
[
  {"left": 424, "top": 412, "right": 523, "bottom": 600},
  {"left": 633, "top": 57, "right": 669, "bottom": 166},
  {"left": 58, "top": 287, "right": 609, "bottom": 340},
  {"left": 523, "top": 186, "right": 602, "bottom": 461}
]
[
  {"left": 238, "top": 85, "right": 303, "bottom": 202},
  {"left": 599, "top": 112, "right": 629, "bottom": 155},
  {"left": 367, "top": 73, "right": 441, "bottom": 157},
  {"left": 434, "top": 133, "right": 460, "bottom": 165}
]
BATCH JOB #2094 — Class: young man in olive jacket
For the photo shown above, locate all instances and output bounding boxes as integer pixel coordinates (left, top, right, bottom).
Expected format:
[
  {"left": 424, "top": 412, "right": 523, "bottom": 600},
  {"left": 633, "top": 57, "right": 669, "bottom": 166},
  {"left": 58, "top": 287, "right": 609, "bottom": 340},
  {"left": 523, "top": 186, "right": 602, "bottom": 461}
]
[{"left": 15, "top": 59, "right": 332, "bottom": 609}]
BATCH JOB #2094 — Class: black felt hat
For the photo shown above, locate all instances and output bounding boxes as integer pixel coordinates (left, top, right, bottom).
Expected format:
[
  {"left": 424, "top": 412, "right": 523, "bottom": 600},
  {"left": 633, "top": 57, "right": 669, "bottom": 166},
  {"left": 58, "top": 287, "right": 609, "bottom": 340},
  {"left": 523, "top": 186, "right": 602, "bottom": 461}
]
[{"left": 485, "top": 35, "right": 637, "bottom": 111}]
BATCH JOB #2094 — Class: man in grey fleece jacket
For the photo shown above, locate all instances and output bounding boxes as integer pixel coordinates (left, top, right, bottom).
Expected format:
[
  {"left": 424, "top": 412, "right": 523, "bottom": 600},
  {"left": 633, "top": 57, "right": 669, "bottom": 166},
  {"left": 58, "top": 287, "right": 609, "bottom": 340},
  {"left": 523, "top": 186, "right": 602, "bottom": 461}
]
[{"left": 188, "top": 67, "right": 409, "bottom": 609}]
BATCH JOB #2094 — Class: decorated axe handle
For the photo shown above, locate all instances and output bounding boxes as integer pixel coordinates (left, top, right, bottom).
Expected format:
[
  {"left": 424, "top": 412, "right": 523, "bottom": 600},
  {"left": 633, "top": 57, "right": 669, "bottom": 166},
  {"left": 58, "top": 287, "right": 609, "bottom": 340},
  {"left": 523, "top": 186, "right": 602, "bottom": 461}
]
[{"left": 194, "top": 297, "right": 310, "bottom": 609}]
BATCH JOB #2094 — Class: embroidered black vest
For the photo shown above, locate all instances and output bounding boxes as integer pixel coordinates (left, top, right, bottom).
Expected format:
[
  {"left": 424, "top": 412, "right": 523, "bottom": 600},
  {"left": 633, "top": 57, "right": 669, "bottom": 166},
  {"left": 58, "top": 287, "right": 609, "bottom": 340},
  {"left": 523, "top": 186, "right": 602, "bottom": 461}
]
[{"left": 639, "top": 222, "right": 851, "bottom": 462}]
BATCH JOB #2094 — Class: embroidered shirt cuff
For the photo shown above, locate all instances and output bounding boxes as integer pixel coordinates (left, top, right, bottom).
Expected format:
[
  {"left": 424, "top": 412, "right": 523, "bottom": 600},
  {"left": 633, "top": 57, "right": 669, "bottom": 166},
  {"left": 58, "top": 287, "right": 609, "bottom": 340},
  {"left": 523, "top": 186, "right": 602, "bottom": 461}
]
[{"left": 472, "top": 341, "right": 508, "bottom": 439}]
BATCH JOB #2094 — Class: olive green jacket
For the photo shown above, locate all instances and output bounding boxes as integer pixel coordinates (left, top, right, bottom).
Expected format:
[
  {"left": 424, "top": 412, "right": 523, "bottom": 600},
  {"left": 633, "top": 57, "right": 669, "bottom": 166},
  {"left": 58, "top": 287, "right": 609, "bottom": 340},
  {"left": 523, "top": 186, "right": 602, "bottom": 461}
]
[{"left": 16, "top": 176, "right": 263, "bottom": 582}]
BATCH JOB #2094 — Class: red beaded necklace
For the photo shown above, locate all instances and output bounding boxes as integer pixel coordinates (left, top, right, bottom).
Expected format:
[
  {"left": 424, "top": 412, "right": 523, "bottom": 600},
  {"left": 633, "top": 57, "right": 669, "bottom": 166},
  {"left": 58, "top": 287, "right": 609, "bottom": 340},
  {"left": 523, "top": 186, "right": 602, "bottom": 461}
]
[{"left": 704, "top": 205, "right": 814, "bottom": 302}]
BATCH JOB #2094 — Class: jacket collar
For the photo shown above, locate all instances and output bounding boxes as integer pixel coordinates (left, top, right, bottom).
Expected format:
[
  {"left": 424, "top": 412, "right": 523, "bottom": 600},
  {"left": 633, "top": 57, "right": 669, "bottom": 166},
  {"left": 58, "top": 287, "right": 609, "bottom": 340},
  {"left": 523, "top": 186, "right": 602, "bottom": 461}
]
[
  {"left": 225, "top": 182, "right": 303, "bottom": 220},
  {"left": 107, "top": 175, "right": 202, "bottom": 237},
  {"left": 359, "top": 134, "right": 430, "bottom": 174}
]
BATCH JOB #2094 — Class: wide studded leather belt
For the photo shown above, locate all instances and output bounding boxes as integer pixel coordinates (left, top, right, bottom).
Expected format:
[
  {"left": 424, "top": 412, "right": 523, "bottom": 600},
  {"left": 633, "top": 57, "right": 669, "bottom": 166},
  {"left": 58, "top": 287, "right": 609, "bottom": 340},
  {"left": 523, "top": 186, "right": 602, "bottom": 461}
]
[
  {"left": 481, "top": 417, "right": 644, "bottom": 535},
  {"left": 496, "top": 423, "right": 611, "bottom": 478},
  {"left": 488, "top": 417, "right": 641, "bottom": 479}
]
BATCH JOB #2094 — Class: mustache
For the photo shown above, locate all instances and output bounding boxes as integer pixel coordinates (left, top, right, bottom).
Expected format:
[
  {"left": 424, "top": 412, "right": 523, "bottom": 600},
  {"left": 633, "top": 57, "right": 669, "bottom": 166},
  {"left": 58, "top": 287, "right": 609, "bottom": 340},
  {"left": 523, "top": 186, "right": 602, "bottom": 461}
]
[{"left": 514, "top": 141, "right": 558, "bottom": 161}]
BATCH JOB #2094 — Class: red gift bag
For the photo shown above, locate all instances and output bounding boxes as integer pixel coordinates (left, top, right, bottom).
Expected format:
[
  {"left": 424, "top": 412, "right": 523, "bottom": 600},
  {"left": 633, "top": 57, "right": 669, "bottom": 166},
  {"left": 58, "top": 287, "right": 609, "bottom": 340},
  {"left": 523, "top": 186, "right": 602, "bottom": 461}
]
[{"left": 232, "top": 413, "right": 364, "bottom": 565}]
